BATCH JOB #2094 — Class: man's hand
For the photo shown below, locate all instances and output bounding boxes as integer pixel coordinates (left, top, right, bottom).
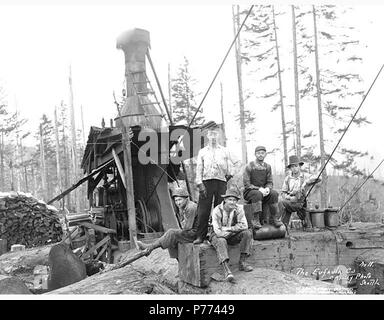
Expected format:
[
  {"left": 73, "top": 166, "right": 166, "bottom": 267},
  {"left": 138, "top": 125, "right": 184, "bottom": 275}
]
[
  {"left": 197, "top": 183, "right": 207, "bottom": 198},
  {"left": 216, "top": 230, "right": 232, "bottom": 238},
  {"left": 259, "top": 187, "right": 269, "bottom": 197},
  {"left": 264, "top": 187, "right": 270, "bottom": 196}
]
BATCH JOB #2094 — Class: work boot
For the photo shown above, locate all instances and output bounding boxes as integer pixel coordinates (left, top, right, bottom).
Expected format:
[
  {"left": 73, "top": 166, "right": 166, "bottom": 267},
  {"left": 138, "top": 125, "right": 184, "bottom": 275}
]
[
  {"left": 239, "top": 253, "right": 253, "bottom": 272},
  {"left": 269, "top": 204, "right": 283, "bottom": 228},
  {"left": 222, "top": 260, "right": 235, "bottom": 282},
  {"left": 136, "top": 240, "right": 160, "bottom": 255},
  {"left": 251, "top": 212, "right": 262, "bottom": 230},
  {"left": 250, "top": 203, "right": 262, "bottom": 230}
]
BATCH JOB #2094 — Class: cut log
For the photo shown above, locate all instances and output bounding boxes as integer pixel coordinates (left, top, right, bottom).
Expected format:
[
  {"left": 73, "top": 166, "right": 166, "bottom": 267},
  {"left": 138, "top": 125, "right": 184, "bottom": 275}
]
[
  {"left": 0, "top": 244, "right": 52, "bottom": 291},
  {"left": 0, "top": 275, "right": 31, "bottom": 294},
  {"left": 45, "top": 247, "right": 179, "bottom": 294},
  {"left": 47, "top": 243, "right": 87, "bottom": 291}
]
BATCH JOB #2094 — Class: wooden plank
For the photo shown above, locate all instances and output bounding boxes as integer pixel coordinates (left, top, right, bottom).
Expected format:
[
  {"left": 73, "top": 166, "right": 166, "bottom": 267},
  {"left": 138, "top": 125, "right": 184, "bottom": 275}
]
[
  {"left": 77, "top": 222, "right": 116, "bottom": 234},
  {"left": 82, "top": 236, "right": 111, "bottom": 260},
  {"left": 0, "top": 239, "right": 7, "bottom": 256},
  {"left": 178, "top": 223, "right": 384, "bottom": 288}
]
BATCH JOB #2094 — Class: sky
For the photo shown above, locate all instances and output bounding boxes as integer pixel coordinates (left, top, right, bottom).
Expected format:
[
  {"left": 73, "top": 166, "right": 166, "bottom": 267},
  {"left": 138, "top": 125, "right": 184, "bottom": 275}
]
[{"left": 0, "top": 1, "right": 384, "bottom": 177}]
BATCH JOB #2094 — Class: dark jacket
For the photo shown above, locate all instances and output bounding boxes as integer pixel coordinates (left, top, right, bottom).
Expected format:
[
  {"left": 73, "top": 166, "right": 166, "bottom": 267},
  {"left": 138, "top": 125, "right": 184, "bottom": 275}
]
[{"left": 243, "top": 161, "right": 273, "bottom": 194}]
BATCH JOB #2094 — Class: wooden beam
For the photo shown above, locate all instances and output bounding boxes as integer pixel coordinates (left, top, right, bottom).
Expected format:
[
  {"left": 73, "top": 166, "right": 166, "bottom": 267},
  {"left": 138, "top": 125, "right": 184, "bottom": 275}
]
[
  {"left": 81, "top": 235, "right": 111, "bottom": 260},
  {"left": 112, "top": 148, "right": 126, "bottom": 188},
  {"left": 77, "top": 222, "right": 116, "bottom": 234}
]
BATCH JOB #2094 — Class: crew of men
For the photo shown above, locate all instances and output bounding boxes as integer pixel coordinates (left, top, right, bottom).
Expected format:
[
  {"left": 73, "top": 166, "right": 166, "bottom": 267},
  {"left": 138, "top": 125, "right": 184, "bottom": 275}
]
[{"left": 137, "top": 124, "right": 321, "bottom": 282}]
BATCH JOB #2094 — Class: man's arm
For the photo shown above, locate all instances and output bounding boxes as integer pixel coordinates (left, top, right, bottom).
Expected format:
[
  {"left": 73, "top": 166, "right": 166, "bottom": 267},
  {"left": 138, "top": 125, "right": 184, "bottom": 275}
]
[
  {"left": 281, "top": 176, "right": 291, "bottom": 200},
  {"left": 195, "top": 149, "right": 204, "bottom": 186},
  {"left": 229, "top": 206, "right": 248, "bottom": 232},
  {"left": 265, "top": 163, "right": 273, "bottom": 190},
  {"left": 243, "top": 164, "right": 258, "bottom": 190}
]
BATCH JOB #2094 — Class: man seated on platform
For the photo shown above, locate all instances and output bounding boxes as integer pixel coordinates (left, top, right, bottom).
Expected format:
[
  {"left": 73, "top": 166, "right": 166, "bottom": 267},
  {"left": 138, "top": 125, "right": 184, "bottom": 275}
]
[
  {"left": 136, "top": 187, "right": 198, "bottom": 259},
  {"left": 279, "top": 155, "right": 322, "bottom": 228},
  {"left": 243, "top": 145, "right": 283, "bottom": 230},
  {"left": 209, "top": 187, "right": 253, "bottom": 282}
]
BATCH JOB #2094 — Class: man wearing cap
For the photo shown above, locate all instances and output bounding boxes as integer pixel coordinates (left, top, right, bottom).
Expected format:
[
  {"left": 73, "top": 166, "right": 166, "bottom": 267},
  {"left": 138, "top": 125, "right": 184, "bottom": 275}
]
[
  {"left": 243, "top": 146, "right": 283, "bottom": 229},
  {"left": 193, "top": 124, "right": 239, "bottom": 245},
  {"left": 279, "top": 155, "right": 321, "bottom": 227},
  {"left": 136, "top": 187, "right": 198, "bottom": 258},
  {"left": 210, "top": 187, "right": 253, "bottom": 282}
]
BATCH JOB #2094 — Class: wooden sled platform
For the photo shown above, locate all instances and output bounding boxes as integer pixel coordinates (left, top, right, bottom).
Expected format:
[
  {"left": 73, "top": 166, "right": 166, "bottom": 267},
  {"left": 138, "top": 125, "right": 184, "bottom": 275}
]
[{"left": 178, "top": 222, "right": 384, "bottom": 288}]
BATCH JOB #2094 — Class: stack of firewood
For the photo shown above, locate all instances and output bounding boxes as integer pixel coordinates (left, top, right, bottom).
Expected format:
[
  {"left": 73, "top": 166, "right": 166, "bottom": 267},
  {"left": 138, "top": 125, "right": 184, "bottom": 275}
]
[{"left": 0, "top": 192, "right": 63, "bottom": 250}]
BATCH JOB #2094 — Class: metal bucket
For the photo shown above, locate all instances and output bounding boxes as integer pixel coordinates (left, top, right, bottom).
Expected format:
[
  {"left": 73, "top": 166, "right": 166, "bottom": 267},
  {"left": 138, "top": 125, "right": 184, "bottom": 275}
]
[
  {"left": 324, "top": 208, "right": 339, "bottom": 227},
  {"left": 309, "top": 209, "right": 325, "bottom": 228},
  {"left": 118, "top": 240, "right": 130, "bottom": 252}
]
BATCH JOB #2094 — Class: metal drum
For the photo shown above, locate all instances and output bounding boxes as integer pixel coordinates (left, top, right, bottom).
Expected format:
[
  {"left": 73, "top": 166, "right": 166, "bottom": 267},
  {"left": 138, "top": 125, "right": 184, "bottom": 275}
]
[
  {"left": 324, "top": 208, "right": 339, "bottom": 227},
  {"left": 253, "top": 224, "right": 286, "bottom": 240}
]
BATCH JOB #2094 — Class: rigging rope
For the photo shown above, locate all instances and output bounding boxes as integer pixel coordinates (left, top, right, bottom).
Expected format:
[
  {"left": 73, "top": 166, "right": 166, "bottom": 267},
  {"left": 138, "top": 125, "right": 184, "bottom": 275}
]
[
  {"left": 189, "top": 5, "right": 254, "bottom": 126},
  {"left": 338, "top": 157, "right": 384, "bottom": 213},
  {"left": 303, "top": 63, "right": 384, "bottom": 202}
]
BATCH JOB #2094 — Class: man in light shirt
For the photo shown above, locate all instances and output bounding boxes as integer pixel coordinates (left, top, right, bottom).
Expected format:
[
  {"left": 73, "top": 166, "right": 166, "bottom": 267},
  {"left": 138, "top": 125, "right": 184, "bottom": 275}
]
[
  {"left": 193, "top": 124, "right": 238, "bottom": 244},
  {"left": 209, "top": 187, "right": 253, "bottom": 282},
  {"left": 279, "top": 155, "right": 321, "bottom": 228}
]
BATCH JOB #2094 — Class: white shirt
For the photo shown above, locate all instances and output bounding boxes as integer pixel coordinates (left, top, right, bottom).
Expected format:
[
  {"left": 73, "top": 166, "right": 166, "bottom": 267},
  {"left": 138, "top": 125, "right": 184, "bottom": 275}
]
[{"left": 195, "top": 144, "right": 237, "bottom": 185}]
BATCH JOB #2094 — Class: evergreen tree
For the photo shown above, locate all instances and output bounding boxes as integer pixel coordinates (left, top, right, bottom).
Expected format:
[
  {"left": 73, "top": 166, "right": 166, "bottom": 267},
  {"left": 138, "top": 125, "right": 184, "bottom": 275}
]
[{"left": 171, "top": 57, "right": 204, "bottom": 126}]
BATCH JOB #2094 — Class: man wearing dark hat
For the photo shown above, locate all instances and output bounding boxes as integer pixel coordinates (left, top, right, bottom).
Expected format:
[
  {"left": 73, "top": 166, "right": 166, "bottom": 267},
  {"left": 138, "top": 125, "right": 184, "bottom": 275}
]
[
  {"left": 193, "top": 124, "right": 239, "bottom": 244},
  {"left": 209, "top": 187, "right": 253, "bottom": 282},
  {"left": 243, "top": 146, "right": 283, "bottom": 229},
  {"left": 279, "top": 155, "right": 321, "bottom": 227},
  {"left": 136, "top": 187, "right": 198, "bottom": 258}
]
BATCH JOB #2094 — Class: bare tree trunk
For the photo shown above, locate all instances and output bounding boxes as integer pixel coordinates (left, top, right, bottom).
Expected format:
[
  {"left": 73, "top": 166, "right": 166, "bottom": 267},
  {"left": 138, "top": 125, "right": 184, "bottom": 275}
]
[
  {"left": 0, "top": 131, "right": 4, "bottom": 190},
  {"left": 292, "top": 5, "right": 302, "bottom": 158},
  {"left": 272, "top": 6, "right": 288, "bottom": 170},
  {"left": 31, "top": 165, "right": 36, "bottom": 196},
  {"left": 39, "top": 123, "right": 47, "bottom": 200},
  {"left": 312, "top": 5, "right": 328, "bottom": 208},
  {"left": 233, "top": 5, "right": 247, "bottom": 165},
  {"left": 68, "top": 65, "right": 81, "bottom": 213},
  {"left": 54, "top": 106, "right": 63, "bottom": 206},
  {"left": 19, "top": 138, "right": 28, "bottom": 191},
  {"left": 220, "top": 82, "right": 227, "bottom": 147},
  {"left": 168, "top": 63, "right": 173, "bottom": 123},
  {"left": 61, "top": 108, "right": 71, "bottom": 210},
  {"left": 80, "top": 104, "right": 86, "bottom": 146}
]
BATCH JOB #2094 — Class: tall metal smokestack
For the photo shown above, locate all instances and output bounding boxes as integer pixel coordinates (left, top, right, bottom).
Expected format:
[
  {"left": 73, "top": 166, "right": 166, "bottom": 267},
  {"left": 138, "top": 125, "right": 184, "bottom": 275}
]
[{"left": 116, "top": 28, "right": 163, "bottom": 130}]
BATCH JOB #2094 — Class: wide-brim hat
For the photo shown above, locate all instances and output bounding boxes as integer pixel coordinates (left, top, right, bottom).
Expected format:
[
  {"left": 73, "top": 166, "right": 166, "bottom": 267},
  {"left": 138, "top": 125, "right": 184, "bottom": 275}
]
[
  {"left": 172, "top": 188, "right": 189, "bottom": 198},
  {"left": 287, "top": 155, "right": 304, "bottom": 168},
  {"left": 221, "top": 188, "right": 241, "bottom": 200}
]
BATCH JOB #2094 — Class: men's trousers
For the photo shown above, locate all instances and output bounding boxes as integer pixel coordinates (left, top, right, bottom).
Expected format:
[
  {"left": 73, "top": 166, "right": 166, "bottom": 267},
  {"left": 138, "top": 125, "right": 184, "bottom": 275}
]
[
  {"left": 210, "top": 229, "right": 252, "bottom": 264},
  {"left": 195, "top": 179, "right": 227, "bottom": 240},
  {"left": 159, "top": 228, "right": 197, "bottom": 259}
]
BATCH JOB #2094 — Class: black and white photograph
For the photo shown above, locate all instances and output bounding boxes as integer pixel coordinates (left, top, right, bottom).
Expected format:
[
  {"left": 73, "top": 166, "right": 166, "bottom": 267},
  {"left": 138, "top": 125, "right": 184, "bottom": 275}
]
[{"left": 0, "top": 0, "right": 384, "bottom": 303}]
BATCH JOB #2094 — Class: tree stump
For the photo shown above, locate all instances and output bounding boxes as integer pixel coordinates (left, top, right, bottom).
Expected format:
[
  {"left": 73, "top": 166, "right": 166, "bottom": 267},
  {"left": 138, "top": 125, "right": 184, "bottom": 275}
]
[{"left": 0, "top": 275, "right": 31, "bottom": 294}]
